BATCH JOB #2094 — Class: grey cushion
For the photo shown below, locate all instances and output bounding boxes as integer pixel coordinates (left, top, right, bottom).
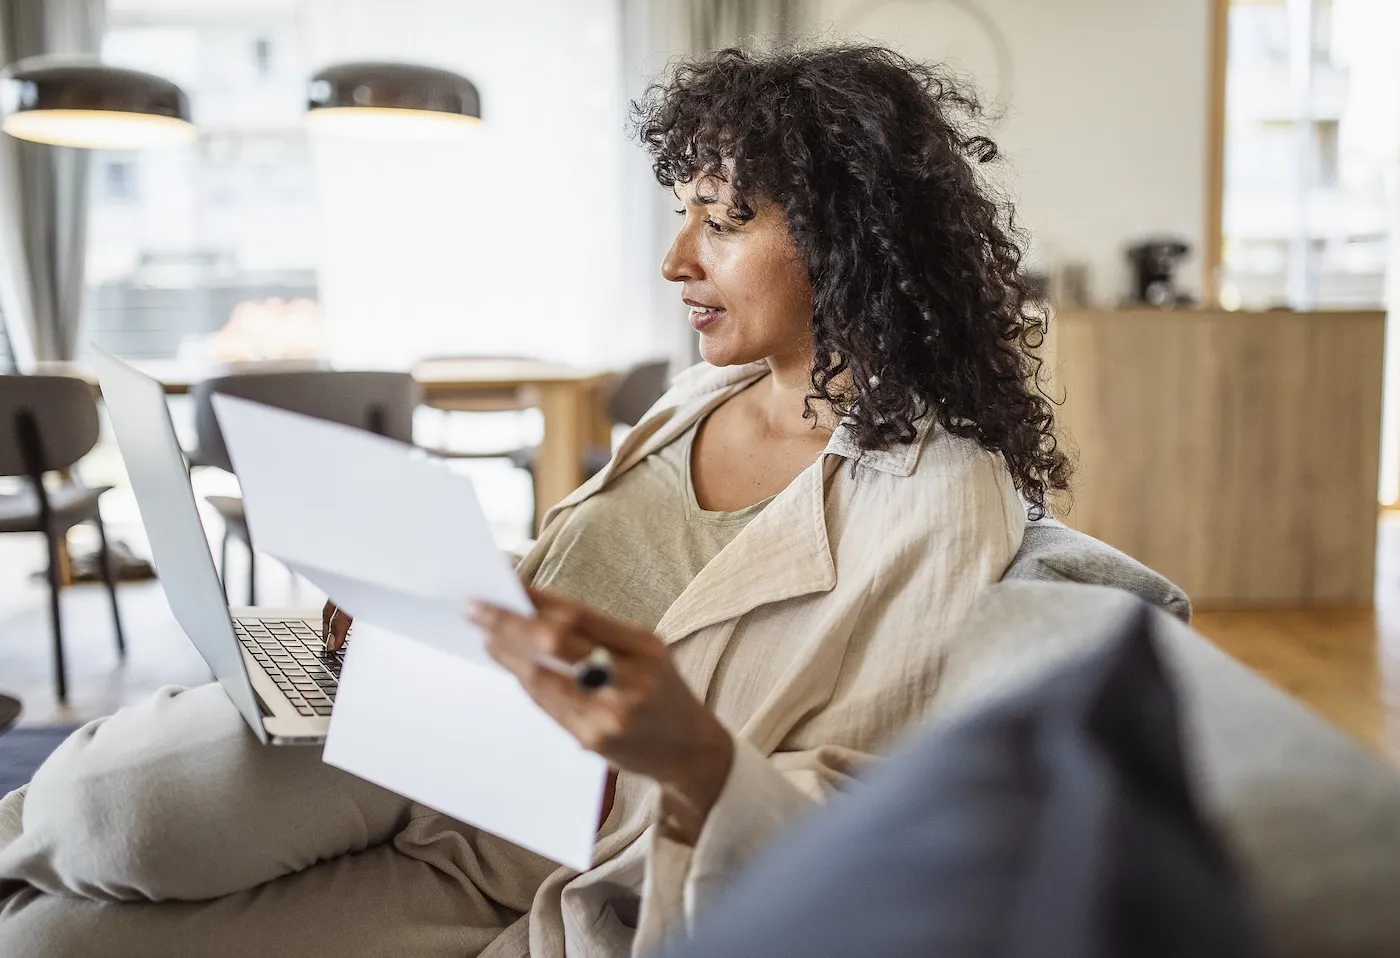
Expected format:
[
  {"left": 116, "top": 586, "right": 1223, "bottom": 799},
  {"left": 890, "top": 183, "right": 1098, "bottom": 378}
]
[
  {"left": 1006, "top": 518, "right": 1192, "bottom": 622},
  {"left": 934, "top": 582, "right": 1400, "bottom": 958}
]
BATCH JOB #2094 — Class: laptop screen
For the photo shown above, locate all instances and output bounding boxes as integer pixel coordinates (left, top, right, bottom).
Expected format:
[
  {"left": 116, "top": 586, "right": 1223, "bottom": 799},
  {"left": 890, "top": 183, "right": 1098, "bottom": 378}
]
[{"left": 92, "top": 346, "right": 265, "bottom": 738}]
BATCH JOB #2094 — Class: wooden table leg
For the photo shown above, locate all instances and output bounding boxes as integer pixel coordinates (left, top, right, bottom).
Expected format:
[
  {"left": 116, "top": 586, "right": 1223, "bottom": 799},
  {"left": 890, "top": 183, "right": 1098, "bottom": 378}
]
[
  {"left": 587, "top": 377, "right": 617, "bottom": 452},
  {"left": 534, "top": 382, "right": 589, "bottom": 533},
  {"left": 55, "top": 470, "right": 75, "bottom": 587},
  {"left": 57, "top": 534, "right": 73, "bottom": 587}
]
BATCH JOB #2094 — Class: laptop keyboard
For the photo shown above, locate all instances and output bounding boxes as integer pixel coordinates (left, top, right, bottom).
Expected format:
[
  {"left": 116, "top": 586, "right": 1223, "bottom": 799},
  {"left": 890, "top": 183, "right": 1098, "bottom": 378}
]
[{"left": 234, "top": 618, "right": 345, "bottom": 718}]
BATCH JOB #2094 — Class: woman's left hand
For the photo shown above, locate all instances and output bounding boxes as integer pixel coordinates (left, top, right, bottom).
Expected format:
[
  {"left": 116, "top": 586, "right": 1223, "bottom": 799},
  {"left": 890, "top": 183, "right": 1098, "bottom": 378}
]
[{"left": 467, "top": 588, "right": 735, "bottom": 843}]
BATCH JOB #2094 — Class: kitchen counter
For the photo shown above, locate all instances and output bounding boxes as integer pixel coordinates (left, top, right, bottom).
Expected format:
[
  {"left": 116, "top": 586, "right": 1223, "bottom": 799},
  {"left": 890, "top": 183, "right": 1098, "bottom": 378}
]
[{"left": 1047, "top": 307, "right": 1385, "bottom": 607}]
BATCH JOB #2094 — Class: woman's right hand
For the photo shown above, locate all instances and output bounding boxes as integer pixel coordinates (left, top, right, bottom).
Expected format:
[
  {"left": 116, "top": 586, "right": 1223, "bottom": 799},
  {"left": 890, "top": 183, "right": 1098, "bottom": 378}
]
[{"left": 322, "top": 600, "right": 352, "bottom": 651}]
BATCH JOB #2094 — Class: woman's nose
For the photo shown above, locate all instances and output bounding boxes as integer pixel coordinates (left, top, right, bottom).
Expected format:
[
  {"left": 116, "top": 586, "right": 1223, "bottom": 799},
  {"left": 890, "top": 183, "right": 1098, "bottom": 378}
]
[{"left": 662, "top": 227, "right": 701, "bottom": 284}]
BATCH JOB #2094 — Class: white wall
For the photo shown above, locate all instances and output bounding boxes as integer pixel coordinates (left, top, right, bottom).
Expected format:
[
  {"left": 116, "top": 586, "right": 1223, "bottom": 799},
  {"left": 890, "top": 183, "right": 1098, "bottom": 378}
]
[
  {"left": 810, "top": 0, "right": 1213, "bottom": 305},
  {"left": 303, "top": 0, "right": 632, "bottom": 369}
]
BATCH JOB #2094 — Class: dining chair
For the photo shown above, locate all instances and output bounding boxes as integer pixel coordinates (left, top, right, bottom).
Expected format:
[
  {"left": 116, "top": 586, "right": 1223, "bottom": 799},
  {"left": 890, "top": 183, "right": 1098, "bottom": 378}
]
[
  {"left": 0, "top": 375, "right": 126, "bottom": 703},
  {"left": 188, "top": 370, "right": 420, "bottom": 605}
]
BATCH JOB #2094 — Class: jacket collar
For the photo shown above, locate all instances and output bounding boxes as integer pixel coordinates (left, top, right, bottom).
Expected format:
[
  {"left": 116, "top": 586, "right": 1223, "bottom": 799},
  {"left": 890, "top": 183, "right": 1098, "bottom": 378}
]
[
  {"left": 623, "top": 361, "right": 936, "bottom": 479},
  {"left": 653, "top": 453, "right": 840, "bottom": 643},
  {"left": 825, "top": 415, "right": 933, "bottom": 478},
  {"left": 532, "top": 362, "right": 937, "bottom": 643}
]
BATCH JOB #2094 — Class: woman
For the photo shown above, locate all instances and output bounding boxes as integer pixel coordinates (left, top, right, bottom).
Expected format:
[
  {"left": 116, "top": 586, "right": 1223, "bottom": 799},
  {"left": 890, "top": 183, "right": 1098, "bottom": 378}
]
[{"left": 0, "top": 45, "right": 1068, "bottom": 957}]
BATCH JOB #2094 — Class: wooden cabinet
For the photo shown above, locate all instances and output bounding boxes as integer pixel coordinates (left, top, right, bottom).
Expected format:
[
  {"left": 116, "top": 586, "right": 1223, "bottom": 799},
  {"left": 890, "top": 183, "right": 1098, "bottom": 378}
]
[{"left": 1048, "top": 308, "right": 1385, "bottom": 607}]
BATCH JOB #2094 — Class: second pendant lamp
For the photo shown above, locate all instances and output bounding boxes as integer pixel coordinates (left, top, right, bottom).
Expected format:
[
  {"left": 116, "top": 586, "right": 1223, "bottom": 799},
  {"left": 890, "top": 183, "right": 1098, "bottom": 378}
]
[{"left": 306, "top": 61, "right": 481, "bottom": 138}]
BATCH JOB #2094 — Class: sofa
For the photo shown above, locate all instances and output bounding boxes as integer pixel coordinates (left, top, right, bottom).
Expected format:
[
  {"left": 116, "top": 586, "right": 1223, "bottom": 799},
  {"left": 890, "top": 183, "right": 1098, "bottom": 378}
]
[
  {"left": 2, "top": 520, "right": 1398, "bottom": 957},
  {"left": 943, "top": 520, "right": 1400, "bottom": 957}
]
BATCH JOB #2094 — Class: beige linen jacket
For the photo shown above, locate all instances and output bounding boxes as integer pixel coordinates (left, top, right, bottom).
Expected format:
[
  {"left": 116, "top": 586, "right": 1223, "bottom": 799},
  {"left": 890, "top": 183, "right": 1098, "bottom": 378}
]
[{"left": 453, "top": 360, "right": 1025, "bottom": 957}]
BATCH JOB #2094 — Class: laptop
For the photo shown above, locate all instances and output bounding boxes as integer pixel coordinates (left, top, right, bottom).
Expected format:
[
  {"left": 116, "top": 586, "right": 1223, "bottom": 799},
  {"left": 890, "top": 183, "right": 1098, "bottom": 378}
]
[{"left": 94, "top": 346, "right": 342, "bottom": 744}]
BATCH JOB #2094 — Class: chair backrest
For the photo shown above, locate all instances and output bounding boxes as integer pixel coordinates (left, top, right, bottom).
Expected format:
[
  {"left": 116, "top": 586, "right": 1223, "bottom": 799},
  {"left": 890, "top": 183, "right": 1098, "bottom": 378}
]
[
  {"left": 0, "top": 375, "right": 101, "bottom": 478},
  {"left": 190, "top": 370, "right": 420, "bottom": 473},
  {"left": 606, "top": 360, "right": 670, "bottom": 428}
]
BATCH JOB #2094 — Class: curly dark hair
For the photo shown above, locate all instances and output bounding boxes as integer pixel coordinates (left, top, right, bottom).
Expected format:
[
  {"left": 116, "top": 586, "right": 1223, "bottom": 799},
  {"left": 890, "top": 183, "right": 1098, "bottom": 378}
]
[{"left": 633, "top": 44, "right": 1071, "bottom": 516}]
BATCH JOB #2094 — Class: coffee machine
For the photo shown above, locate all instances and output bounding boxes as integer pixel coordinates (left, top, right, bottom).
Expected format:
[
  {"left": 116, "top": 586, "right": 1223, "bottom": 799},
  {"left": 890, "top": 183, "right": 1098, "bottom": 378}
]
[{"left": 1126, "top": 238, "right": 1194, "bottom": 307}]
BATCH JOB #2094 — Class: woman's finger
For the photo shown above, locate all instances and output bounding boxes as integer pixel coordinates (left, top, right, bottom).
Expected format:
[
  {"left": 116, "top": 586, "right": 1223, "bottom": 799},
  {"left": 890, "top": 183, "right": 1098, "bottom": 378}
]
[
  {"left": 329, "top": 610, "right": 352, "bottom": 651},
  {"left": 485, "top": 634, "right": 639, "bottom": 756},
  {"left": 322, "top": 603, "right": 352, "bottom": 651},
  {"left": 468, "top": 602, "right": 594, "bottom": 665},
  {"left": 524, "top": 589, "right": 658, "bottom": 654},
  {"left": 482, "top": 631, "right": 602, "bottom": 721}
]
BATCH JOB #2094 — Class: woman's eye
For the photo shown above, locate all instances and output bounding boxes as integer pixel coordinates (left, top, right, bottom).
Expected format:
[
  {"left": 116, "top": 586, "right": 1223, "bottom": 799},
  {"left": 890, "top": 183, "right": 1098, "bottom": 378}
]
[
  {"left": 673, "top": 208, "right": 685, "bottom": 216},
  {"left": 705, "top": 218, "right": 731, "bottom": 234}
]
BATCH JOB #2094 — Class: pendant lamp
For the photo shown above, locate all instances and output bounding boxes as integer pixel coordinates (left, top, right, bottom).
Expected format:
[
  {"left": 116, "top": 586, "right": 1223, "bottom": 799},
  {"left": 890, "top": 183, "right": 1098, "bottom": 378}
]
[
  {"left": 1, "top": 55, "right": 194, "bottom": 149},
  {"left": 306, "top": 62, "right": 481, "bottom": 138}
]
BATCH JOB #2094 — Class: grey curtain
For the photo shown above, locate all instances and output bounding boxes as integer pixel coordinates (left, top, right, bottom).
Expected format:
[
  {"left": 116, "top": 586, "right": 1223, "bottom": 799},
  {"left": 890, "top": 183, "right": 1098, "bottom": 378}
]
[
  {"left": 688, "top": 0, "right": 804, "bottom": 52},
  {"left": 0, "top": 0, "right": 103, "bottom": 371}
]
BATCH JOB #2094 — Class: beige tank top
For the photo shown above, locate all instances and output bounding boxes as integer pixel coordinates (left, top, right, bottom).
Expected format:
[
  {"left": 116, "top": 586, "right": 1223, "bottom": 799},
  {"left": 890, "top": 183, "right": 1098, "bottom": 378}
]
[{"left": 532, "top": 417, "right": 771, "bottom": 630}]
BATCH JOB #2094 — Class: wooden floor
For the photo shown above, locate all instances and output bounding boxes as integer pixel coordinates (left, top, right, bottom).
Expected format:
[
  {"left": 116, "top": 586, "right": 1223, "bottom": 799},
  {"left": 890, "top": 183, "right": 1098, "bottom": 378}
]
[
  {"left": 4, "top": 486, "right": 1400, "bottom": 766},
  {"left": 1195, "top": 607, "right": 1400, "bottom": 764},
  {"left": 1190, "top": 511, "right": 1400, "bottom": 766},
  {"left": 0, "top": 513, "right": 309, "bottom": 728}
]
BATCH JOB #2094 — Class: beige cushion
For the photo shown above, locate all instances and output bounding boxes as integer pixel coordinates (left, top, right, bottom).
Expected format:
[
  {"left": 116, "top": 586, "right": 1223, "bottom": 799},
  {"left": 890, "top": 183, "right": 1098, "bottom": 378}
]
[{"left": 0, "top": 785, "right": 24, "bottom": 852}]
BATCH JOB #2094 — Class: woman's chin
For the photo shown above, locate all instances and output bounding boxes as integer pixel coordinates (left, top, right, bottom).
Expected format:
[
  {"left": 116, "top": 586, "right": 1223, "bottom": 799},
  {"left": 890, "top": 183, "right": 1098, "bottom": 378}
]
[
  {"left": 697, "top": 335, "right": 758, "bottom": 368},
  {"left": 697, "top": 336, "right": 731, "bottom": 367}
]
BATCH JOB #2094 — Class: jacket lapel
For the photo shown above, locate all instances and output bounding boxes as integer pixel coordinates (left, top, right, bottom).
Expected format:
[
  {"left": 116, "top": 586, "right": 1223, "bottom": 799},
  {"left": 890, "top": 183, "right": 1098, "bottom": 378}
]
[
  {"left": 650, "top": 409, "right": 940, "bottom": 645},
  {"left": 653, "top": 453, "right": 840, "bottom": 645},
  {"left": 526, "top": 362, "right": 935, "bottom": 646}
]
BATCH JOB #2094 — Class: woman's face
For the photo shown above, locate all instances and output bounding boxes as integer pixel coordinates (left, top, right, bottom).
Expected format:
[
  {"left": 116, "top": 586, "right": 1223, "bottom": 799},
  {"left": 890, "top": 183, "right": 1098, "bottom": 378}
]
[{"left": 662, "top": 176, "right": 814, "bottom": 369}]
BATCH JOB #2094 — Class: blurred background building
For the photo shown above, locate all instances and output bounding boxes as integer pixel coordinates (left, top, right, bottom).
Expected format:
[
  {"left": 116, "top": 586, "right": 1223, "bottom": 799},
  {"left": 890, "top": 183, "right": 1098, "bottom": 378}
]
[{"left": 1221, "top": 0, "right": 1397, "bottom": 310}]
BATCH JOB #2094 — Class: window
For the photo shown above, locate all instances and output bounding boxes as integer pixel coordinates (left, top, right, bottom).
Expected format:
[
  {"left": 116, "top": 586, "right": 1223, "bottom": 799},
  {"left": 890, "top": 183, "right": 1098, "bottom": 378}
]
[
  {"left": 253, "top": 37, "right": 272, "bottom": 76},
  {"left": 1314, "top": 119, "right": 1340, "bottom": 187},
  {"left": 83, "top": 7, "right": 317, "bottom": 361},
  {"left": 1217, "top": 0, "right": 1397, "bottom": 310},
  {"left": 102, "top": 161, "right": 138, "bottom": 201}
]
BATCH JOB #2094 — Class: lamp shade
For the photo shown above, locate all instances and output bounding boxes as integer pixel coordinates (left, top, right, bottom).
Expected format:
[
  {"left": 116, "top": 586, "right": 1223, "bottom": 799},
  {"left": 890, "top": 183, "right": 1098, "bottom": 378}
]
[
  {"left": 306, "top": 62, "right": 481, "bottom": 138},
  {"left": 0, "top": 56, "right": 194, "bottom": 149}
]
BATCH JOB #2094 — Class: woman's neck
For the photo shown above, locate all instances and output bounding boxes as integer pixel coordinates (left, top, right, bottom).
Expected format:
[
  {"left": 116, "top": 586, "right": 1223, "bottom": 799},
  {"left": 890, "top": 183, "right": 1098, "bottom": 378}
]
[{"left": 753, "top": 351, "right": 839, "bottom": 438}]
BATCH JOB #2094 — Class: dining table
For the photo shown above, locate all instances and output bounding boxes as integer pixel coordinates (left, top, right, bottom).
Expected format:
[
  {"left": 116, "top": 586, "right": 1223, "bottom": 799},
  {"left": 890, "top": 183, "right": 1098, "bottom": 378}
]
[{"left": 37, "top": 356, "right": 617, "bottom": 532}]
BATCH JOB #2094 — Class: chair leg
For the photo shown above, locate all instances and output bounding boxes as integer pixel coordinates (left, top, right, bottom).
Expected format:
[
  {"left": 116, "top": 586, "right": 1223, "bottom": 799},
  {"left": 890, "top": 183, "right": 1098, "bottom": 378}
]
[
  {"left": 220, "top": 530, "right": 231, "bottom": 601},
  {"left": 94, "top": 513, "right": 127, "bottom": 658},
  {"left": 44, "top": 530, "right": 68, "bottom": 704},
  {"left": 247, "top": 543, "right": 258, "bottom": 607}
]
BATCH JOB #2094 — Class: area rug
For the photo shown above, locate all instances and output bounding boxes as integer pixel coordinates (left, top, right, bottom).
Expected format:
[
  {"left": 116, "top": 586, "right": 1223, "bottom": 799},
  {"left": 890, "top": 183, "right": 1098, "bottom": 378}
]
[{"left": 0, "top": 726, "right": 79, "bottom": 796}]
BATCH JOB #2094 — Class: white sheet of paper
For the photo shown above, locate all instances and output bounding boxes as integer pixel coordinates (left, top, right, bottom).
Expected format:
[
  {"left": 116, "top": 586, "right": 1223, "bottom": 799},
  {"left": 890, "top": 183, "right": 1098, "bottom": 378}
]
[
  {"left": 211, "top": 394, "right": 606, "bottom": 869},
  {"left": 285, "top": 560, "right": 498, "bottom": 669},
  {"left": 325, "top": 623, "right": 605, "bottom": 871},
  {"left": 211, "top": 393, "right": 534, "bottom": 632}
]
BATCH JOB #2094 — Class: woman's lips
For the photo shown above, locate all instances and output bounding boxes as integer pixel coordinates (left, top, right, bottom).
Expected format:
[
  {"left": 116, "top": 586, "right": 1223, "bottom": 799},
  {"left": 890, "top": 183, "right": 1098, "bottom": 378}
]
[{"left": 689, "top": 306, "right": 726, "bottom": 331}]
